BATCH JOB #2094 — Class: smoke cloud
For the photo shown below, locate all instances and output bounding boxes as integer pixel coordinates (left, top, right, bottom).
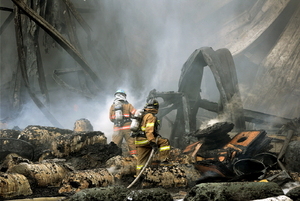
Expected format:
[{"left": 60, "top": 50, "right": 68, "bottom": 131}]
[{"left": 0, "top": 1, "right": 297, "bottom": 138}]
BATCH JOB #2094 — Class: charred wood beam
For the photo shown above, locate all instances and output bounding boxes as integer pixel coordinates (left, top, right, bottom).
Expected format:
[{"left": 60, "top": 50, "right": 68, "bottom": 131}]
[
  {"left": 279, "top": 117, "right": 300, "bottom": 133},
  {"left": 61, "top": 7, "right": 95, "bottom": 97},
  {"left": 277, "top": 129, "right": 294, "bottom": 172},
  {"left": 157, "top": 104, "right": 178, "bottom": 119},
  {"left": 10, "top": 63, "right": 22, "bottom": 118},
  {"left": 197, "top": 98, "right": 218, "bottom": 112},
  {"left": 76, "top": 8, "right": 99, "bottom": 13},
  {"left": 216, "top": 48, "right": 245, "bottom": 129},
  {"left": 197, "top": 99, "right": 291, "bottom": 127},
  {"left": 202, "top": 47, "right": 246, "bottom": 130},
  {"left": 62, "top": 0, "right": 92, "bottom": 41},
  {"left": 153, "top": 90, "right": 290, "bottom": 129},
  {"left": 65, "top": 8, "right": 83, "bottom": 54},
  {"left": 26, "top": 1, "right": 50, "bottom": 106},
  {"left": 36, "top": 39, "right": 50, "bottom": 105},
  {"left": 170, "top": 105, "right": 186, "bottom": 148},
  {"left": 182, "top": 95, "right": 191, "bottom": 133},
  {"left": 277, "top": 136, "right": 292, "bottom": 160},
  {"left": 156, "top": 93, "right": 291, "bottom": 129},
  {"left": 147, "top": 89, "right": 182, "bottom": 99},
  {"left": 11, "top": 0, "right": 103, "bottom": 89},
  {"left": 243, "top": 110, "right": 291, "bottom": 128},
  {"left": 163, "top": 116, "right": 174, "bottom": 128},
  {"left": 202, "top": 48, "right": 229, "bottom": 108},
  {"left": 148, "top": 90, "right": 190, "bottom": 140},
  {"left": 53, "top": 69, "right": 94, "bottom": 99},
  {"left": 178, "top": 49, "right": 205, "bottom": 102},
  {"left": 0, "top": 12, "right": 13, "bottom": 35},
  {"left": 147, "top": 90, "right": 183, "bottom": 107},
  {"left": 77, "top": 70, "right": 94, "bottom": 98},
  {"left": 13, "top": 5, "right": 62, "bottom": 128},
  {"left": 0, "top": 7, "right": 14, "bottom": 12},
  {"left": 178, "top": 47, "right": 246, "bottom": 132},
  {"left": 191, "top": 122, "right": 234, "bottom": 139}
]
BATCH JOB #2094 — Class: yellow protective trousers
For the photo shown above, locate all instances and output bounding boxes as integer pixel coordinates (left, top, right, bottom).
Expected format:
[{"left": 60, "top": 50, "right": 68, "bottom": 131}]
[{"left": 135, "top": 136, "right": 170, "bottom": 175}]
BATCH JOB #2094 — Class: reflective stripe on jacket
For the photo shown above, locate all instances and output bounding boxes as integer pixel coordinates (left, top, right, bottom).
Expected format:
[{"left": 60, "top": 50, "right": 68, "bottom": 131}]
[
  {"left": 113, "top": 124, "right": 131, "bottom": 131},
  {"left": 135, "top": 139, "right": 149, "bottom": 145}
]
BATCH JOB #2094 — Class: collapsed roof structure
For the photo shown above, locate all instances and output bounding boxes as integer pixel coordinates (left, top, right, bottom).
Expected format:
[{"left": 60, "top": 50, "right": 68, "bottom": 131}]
[
  {"left": 1, "top": 0, "right": 299, "bottom": 136},
  {"left": 1, "top": 1, "right": 300, "bottom": 199}
]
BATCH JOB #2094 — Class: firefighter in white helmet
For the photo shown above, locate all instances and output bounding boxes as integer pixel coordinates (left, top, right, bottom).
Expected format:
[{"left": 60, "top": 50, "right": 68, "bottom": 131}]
[
  {"left": 109, "top": 89, "right": 137, "bottom": 157},
  {"left": 135, "top": 98, "right": 171, "bottom": 176}
]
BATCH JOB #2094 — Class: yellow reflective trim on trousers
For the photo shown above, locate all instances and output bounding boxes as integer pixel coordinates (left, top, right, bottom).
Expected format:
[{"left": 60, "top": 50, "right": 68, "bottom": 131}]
[
  {"left": 135, "top": 139, "right": 149, "bottom": 145},
  {"left": 136, "top": 165, "right": 144, "bottom": 170},
  {"left": 141, "top": 126, "right": 146, "bottom": 131},
  {"left": 146, "top": 123, "right": 154, "bottom": 127},
  {"left": 159, "top": 146, "right": 171, "bottom": 151}
]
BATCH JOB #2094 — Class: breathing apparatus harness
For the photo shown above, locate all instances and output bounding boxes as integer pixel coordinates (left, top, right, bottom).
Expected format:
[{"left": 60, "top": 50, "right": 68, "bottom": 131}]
[
  {"left": 113, "top": 100, "right": 131, "bottom": 127},
  {"left": 130, "top": 110, "right": 160, "bottom": 138}
]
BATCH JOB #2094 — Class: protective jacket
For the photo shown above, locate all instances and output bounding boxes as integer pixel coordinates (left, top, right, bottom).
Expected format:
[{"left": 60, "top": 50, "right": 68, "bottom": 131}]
[
  {"left": 135, "top": 108, "right": 159, "bottom": 144},
  {"left": 135, "top": 108, "right": 170, "bottom": 174},
  {"left": 109, "top": 101, "right": 136, "bottom": 130}
]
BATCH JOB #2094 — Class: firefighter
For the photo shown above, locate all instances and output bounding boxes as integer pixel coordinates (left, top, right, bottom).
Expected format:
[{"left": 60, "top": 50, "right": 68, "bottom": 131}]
[
  {"left": 135, "top": 98, "right": 171, "bottom": 176},
  {"left": 109, "top": 89, "right": 137, "bottom": 157}
]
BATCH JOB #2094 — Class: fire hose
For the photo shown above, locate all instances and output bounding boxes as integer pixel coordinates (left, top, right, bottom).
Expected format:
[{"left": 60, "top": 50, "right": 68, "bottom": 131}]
[{"left": 127, "top": 138, "right": 158, "bottom": 189}]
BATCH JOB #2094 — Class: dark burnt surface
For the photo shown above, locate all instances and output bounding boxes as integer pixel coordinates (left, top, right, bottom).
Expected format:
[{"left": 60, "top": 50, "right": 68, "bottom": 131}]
[
  {"left": 0, "top": 129, "right": 21, "bottom": 138},
  {"left": 195, "top": 122, "right": 234, "bottom": 151},
  {"left": 3, "top": 187, "right": 63, "bottom": 200},
  {"left": 66, "top": 142, "right": 122, "bottom": 170},
  {"left": 194, "top": 122, "right": 234, "bottom": 138},
  {"left": 0, "top": 138, "right": 34, "bottom": 162}
]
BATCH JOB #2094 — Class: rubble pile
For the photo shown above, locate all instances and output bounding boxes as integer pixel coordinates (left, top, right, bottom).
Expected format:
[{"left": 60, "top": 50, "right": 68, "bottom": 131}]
[
  {"left": 0, "top": 172, "right": 32, "bottom": 198},
  {"left": 59, "top": 168, "right": 115, "bottom": 193},
  {"left": 141, "top": 164, "right": 200, "bottom": 188},
  {"left": 0, "top": 121, "right": 300, "bottom": 200},
  {"left": 18, "top": 125, "right": 107, "bottom": 160},
  {"left": 7, "top": 161, "right": 70, "bottom": 187},
  {"left": 184, "top": 182, "right": 285, "bottom": 201}
]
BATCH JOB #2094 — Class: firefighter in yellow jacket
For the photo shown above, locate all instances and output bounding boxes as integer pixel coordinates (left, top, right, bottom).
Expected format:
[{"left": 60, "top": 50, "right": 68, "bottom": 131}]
[
  {"left": 135, "top": 98, "right": 171, "bottom": 175},
  {"left": 109, "top": 89, "right": 137, "bottom": 157}
]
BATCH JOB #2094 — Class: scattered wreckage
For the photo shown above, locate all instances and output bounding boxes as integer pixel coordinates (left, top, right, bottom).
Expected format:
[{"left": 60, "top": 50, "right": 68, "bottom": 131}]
[
  {"left": 0, "top": 41, "right": 299, "bottom": 199},
  {"left": 0, "top": 40, "right": 299, "bottom": 200},
  {"left": 1, "top": 118, "right": 300, "bottom": 200},
  {"left": 1, "top": 1, "right": 300, "bottom": 200}
]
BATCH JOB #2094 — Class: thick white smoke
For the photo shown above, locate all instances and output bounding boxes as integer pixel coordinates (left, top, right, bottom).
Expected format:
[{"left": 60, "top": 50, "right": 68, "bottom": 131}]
[{"left": 1, "top": 0, "right": 297, "bottom": 138}]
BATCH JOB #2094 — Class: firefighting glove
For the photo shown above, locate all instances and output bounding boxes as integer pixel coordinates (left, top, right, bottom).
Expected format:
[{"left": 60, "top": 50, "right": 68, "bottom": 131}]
[{"left": 149, "top": 141, "right": 158, "bottom": 152}]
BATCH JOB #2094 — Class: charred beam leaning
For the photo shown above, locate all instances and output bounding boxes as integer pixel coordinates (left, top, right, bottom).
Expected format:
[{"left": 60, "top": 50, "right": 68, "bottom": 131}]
[
  {"left": 13, "top": 4, "right": 62, "bottom": 128},
  {"left": 11, "top": 0, "right": 103, "bottom": 89},
  {"left": 0, "top": 10, "right": 14, "bottom": 35}
]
